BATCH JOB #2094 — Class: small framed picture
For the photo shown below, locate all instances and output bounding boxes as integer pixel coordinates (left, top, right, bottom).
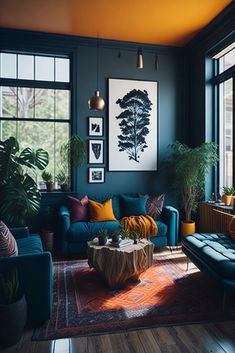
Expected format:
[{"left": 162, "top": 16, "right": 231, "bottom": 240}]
[
  {"left": 89, "top": 167, "right": 105, "bottom": 183},
  {"left": 89, "top": 139, "right": 104, "bottom": 164},
  {"left": 89, "top": 117, "right": 104, "bottom": 137}
]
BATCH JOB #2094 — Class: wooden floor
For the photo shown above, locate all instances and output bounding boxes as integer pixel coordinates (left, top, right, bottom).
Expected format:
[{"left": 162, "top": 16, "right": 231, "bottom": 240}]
[
  {"left": 2, "top": 249, "right": 235, "bottom": 353},
  {"left": 2, "top": 321, "right": 235, "bottom": 353}
]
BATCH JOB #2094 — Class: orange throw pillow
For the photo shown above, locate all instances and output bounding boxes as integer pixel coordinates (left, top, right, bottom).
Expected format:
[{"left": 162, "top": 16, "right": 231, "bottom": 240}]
[
  {"left": 89, "top": 199, "right": 117, "bottom": 222},
  {"left": 229, "top": 215, "right": 235, "bottom": 241}
]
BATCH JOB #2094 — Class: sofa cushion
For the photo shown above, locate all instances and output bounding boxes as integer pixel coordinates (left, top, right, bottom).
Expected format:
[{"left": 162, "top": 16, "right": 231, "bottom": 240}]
[
  {"left": 67, "top": 221, "right": 121, "bottom": 243},
  {"left": 67, "top": 195, "right": 89, "bottom": 223},
  {"left": 120, "top": 195, "right": 147, "bottom": 218},
  {"left": 0, "top": 221, "right": 18, "bottom": 257},
  {"left": 139, "top": 193, "right": 165, "bottom": 220},
  {"left": 17, "top": 235, "right": 43, "bottom": 255},
  {"left": 89, "top": 199, "right": 117, "bottom": 222},
  {"left": 183, "top": 233, "right": 235, "bottom": 280}
]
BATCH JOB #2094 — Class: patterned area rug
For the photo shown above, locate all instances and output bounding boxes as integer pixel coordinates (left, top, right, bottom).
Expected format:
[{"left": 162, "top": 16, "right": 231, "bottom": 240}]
[{"left": 32, "top": 251, "right": 235, "bottom": 340}]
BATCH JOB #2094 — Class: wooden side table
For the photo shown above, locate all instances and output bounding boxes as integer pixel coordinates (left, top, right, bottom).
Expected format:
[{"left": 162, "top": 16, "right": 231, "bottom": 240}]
[
  {"left": 199, "top": 202, "right": 234, "bottom": 233},
  {"left": 87, "top": 238, "right": 154, "bottom": 289}
]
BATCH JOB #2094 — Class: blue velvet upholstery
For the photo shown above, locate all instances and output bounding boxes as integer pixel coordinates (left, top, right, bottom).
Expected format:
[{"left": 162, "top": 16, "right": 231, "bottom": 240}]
[
  {"left": 0, "top": 228, "right": 53, "bottom": 325},
  {"left": 58, "top": 195, "right": 179, "bottom": 255},
  {"left": 182, "top": 232, "right": 235, "bottom": 293}
]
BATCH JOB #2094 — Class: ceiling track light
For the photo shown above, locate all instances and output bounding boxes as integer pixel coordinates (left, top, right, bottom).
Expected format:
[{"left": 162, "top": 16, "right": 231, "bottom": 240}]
[
  {"left": 137, "top": 48, "right": 143, "bottom": 69},
  {"left": 88, "top": 36, "right": 105, "bottom": 111}
]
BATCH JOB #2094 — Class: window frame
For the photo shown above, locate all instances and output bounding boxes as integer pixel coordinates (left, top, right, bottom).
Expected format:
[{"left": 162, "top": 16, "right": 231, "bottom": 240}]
[
  {"left": 211, "top": 51, "right": 235, "bottom": 191},
  {"left": 0, "top": 50, "right": 73, "bottom": 190}
]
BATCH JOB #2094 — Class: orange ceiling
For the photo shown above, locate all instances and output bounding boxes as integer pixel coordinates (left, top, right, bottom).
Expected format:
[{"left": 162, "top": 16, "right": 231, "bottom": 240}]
[{"left": 0, "top": 0, "right": 231, "bottom": 46}]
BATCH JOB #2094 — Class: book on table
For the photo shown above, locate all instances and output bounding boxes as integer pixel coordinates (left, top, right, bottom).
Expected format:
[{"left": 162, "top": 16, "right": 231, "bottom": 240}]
[{"left": 108, "top": 238, "right": 133, "bottom": 248}]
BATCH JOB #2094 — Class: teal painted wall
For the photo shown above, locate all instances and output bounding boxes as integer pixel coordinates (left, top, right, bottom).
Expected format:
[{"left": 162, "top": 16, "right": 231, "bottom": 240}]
[
  {"left": 0, "top": 29, "right": 185, "bottom": 206},
  {"left": 75, "top": 45, "right": 184, "bottom": 197}
]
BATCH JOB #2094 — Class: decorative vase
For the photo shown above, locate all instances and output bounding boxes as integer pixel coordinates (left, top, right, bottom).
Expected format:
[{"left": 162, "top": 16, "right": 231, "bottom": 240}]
[
  {"left": 98, "top": 236, "right": 107, "bottom": 246},
  {"left": 0, "top": 295, "right": 27, "bottom": 347},
  {"left": 181, "top": 220, "right": 195, "bottom": 237}
]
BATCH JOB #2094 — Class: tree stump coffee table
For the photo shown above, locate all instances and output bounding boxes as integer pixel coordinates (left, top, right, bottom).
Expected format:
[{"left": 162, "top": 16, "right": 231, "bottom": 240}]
[{"left": 87, "top": 238, "right": 154, "bottom": 289}]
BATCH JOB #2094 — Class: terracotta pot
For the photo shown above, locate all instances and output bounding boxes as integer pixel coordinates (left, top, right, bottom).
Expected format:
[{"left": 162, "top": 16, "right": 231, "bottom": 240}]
[
  {"left": 46, "top": 182, "right": 54, "bottom": 192},
  {"left": 230, "top": 195, "right": 235, "bottom": 207},
  {"left": 221, "top": 194, "right": 232, "bottom": 206},
  {"left": 181, "top": 220, "right": 195, "bottom": 237}
]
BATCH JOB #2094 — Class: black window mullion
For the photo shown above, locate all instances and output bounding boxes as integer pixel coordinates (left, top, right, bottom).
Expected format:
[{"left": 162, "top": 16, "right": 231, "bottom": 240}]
[
  {"left": 0, "top": 78, "right": 70, "bottom": 90},
  {"left": 233, "top": 76, "right": 235, "bottom": 187}
]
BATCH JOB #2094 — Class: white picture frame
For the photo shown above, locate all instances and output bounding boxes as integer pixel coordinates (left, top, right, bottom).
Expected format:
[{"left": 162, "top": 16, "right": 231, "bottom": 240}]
[
  {"left": 89, "top": 139, "right": 104, "bottom": 164},
  {"left": 88, "top": 167, "right": 105, "bottom": 183},
  {"left": 88, "top": 116, "right": 104, "bottom": 137},
  {"left": 108, "top": 78, "right": 158, "bottom": 171}
]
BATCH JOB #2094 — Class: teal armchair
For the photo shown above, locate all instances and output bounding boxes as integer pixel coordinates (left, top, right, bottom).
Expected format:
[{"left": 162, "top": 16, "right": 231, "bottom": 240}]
[{"left": 0, "top": 227, "right": 53, "bottom": 325}]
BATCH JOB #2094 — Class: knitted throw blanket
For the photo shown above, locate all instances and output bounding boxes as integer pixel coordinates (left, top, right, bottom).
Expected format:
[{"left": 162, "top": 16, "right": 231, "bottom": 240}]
[{"left": 120, "top": 215, "right": 157, "bottom": 240}]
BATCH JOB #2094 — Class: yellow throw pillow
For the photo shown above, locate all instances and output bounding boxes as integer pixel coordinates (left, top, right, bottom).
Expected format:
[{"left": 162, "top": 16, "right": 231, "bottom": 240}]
[
  {"left": 89, "top": 199, "right": 117, "bottom": 222},
  {"left": 229, "top": 215, "right": 235, "bottom": 241}
]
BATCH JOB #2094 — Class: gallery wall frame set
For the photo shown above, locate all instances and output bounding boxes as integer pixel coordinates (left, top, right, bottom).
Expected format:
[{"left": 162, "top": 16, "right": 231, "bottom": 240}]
[
  {"left": 88, "top": 139, "right": 104, "bottom": 164},
  {"left": 108, "top": 78, "right": 158, "bottom": 172},
  {"left": 88, "top": 116, "right": 104, "bottom": 137},
  {"left": 88, "top": 167, "right": 105, "bottom": 183}
]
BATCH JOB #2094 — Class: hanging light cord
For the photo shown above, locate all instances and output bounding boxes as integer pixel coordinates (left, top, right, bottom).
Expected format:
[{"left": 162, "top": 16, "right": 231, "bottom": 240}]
[{"left": 97, "top": 35, "right": 99, "bottom": 91}]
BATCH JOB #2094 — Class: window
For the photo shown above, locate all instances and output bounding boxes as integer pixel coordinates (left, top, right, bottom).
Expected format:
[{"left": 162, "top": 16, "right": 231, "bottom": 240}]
[
  {"left": 0, "top": 52, "right": 71, "bottom": 186},
  {"left": 212, "top": 43, "right": 235, "bottom": 190}
]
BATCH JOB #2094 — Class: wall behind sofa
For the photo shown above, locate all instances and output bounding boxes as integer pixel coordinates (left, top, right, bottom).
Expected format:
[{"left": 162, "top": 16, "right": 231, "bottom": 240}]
[
  {"left": 0, "top": 29, "right": 185, "bottom": 196},
  {"left": 0, "top": 29, "right": 185, "bottom": 230}
]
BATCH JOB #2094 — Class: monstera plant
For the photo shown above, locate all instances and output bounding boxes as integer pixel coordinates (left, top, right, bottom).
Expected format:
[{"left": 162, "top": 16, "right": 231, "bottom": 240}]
[{"left": 0, "top": 137, "right": 49, "bottom": 226}]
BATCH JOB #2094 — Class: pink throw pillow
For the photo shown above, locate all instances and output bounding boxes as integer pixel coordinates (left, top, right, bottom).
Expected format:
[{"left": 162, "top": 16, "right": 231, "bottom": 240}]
[
  {"left": 67, "top": 196, "right": 89, "bottom": 223},
  {"left": 0, "top": 221, "right": 18, "bottom": 257}
]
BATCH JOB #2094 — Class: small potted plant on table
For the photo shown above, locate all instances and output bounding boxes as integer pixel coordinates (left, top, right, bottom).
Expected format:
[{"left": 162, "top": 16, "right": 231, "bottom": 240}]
[
  {"left": 0, "top": 269, "right": 27, "bottom": 347},
  {"left": 98, "top": 229, "right": 108, "bottom": 246}
]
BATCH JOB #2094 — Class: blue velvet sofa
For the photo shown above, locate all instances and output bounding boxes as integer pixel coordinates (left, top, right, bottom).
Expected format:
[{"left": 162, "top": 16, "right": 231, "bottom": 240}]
[
  {"left": 182, "top": 232, "right": 235, "bottom": 294},
  {"left": 0, "top": 227, "right": 53, "bottom": 325},
  {"left": 58, "top": 194, "right": 179, "bottom": 255}
]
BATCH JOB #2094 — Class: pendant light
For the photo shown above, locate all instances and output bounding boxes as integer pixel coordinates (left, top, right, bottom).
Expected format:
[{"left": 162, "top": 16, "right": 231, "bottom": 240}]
[
  {"left": 88, "top": 36, "right": 105, "bottom": 111},
  {"left": 137, "top": 48, "right": 143, "bottom": 69}
]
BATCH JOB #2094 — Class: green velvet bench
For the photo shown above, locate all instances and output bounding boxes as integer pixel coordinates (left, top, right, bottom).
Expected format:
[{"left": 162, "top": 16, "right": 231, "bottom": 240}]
[{"left": 182, "top": 232, "right": 235, "bottom": 306}]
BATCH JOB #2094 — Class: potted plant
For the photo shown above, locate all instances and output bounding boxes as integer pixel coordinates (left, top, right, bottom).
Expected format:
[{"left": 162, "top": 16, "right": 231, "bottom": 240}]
[
  {"left": 55, "top": 170, "right": 70, "bottom": 192},
  {"left": 112, "top": 230, "right": 121, "bottom": 243},
  {"left": 98, "top": 229, "right": 108, "bottom": 246},
  {"left": 58, "top": 134, "right": 86, "bottom": 191},
  {"left": 167, "top": 141, "right": 218, "bottom": 236},
  {"left": 221, "top": 186, "right": 235, "bottom": 206},
  {"left": 0, "top": 137, "right": 49, "bottom": 226},
  {"left": 0, "top": 269, "right": 27, "bottom": 347},
  {"left": 41, "top": 170, "right": 54, "bottom": 192},
  {"left": 119, "top": 228, "right": 129, "bottom": 240}
]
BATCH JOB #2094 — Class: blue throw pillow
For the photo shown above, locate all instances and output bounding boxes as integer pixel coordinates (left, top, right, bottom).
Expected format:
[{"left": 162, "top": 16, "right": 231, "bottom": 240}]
[{"left": 120, "top": 195, "right": 147, "bottom": 218}]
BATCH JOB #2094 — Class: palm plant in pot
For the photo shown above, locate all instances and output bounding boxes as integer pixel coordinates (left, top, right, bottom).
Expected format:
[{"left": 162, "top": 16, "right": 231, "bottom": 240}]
[
  {"left": 167, "top": 141, "right": 218, "bottom": 236},
  {"left": 0, "top": 268, "right": 27, "bottom": 347},
  {"left": 0, "top": 136, "right": 49, "bottom": 226}
]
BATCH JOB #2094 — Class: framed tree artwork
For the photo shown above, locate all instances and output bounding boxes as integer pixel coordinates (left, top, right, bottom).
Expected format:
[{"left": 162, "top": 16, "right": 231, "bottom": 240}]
[
  {"left": 88, "top": 167, "right": 105, "bottom": 183},
  {"left": 88, "top": 117, "right": 103, "bottom": 137},
  {"left": 89, "top": 139, "right": 104, "bottom": 164},
  {"left": 108, "top": 78, "right": 158, "bottom": 171}
]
